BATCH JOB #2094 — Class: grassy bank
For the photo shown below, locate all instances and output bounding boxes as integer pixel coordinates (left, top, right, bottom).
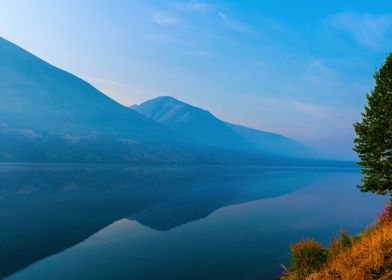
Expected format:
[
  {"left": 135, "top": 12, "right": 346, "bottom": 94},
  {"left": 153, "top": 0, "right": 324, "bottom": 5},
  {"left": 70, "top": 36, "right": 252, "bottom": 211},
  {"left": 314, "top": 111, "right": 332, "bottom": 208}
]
[{"left": 280, "top": 202, "right": 392, "bottom": 280}]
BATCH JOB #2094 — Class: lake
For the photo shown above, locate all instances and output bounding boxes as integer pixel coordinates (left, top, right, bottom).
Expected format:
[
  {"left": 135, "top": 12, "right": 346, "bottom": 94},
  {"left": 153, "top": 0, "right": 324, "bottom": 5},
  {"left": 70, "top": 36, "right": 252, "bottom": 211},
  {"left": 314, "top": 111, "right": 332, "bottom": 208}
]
[{"left": 0, "top": 164, "right": 386, "bottom": 280}]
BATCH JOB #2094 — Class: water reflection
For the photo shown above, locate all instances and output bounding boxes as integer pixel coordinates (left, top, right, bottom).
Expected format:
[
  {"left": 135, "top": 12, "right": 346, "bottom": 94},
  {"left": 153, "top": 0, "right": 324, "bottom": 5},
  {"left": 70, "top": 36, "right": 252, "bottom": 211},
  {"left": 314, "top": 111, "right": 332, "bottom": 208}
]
[
  {"left": 128, "top": 170, "right": 319, "bottom": 231},
  {"left": 0, "top": 164, "right": 378, "bottom": 279}
]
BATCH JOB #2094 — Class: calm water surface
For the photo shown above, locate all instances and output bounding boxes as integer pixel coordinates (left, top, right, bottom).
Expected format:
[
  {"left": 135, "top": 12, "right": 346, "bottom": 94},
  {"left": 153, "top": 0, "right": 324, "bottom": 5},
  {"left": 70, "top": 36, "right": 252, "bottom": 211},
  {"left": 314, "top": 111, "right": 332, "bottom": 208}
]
[{"left": 0, "top": 164, "right": 386, "bottom": 280}]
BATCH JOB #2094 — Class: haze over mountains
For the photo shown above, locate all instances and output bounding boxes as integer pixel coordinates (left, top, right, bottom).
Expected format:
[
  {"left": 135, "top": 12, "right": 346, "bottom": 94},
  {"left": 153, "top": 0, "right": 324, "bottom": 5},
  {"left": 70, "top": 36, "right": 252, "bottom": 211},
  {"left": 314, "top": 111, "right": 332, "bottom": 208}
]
[
  {"left": 0, "top": 36, "right": 320, "bottom": 164},
  {"left": 131, "top": 96, "right": 252, "bottom": 150},
  {"left": 132, "top": 96, "right": 316, "bottom": 159},
  {"left": 0, "top": 37, "right": 188, "bottom": 162},
  {"left": 226, "top": 123, "right": 315, "bottom": 158}
]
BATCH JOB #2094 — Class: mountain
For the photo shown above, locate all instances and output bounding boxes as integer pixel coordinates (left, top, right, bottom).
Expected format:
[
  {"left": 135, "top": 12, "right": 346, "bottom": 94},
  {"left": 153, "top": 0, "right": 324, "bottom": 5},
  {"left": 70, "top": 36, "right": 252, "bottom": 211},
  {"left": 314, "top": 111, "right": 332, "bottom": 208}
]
[
  {"left": 131, "top": 96, "right": 253, "bottom": 151},
  {"left": 132, "top": 96, "right": 316, "bottom": 159},
  {"left": 0, "top": 37, "right": 193, "bottom": 163},
  {"left": 0, "top": 36, "right": 318, "bottom": 163},
  {"left": 226, "top": 123, "right": 317, "bottom": 159}
]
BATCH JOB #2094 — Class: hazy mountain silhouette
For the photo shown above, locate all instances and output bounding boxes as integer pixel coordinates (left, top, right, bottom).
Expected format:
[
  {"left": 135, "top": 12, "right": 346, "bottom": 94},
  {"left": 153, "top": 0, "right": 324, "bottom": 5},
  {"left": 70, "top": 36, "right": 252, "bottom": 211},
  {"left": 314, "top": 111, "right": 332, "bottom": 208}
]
[
  {"left": 131, "top": 96, "right": 252, "bottom": 151},
  {"left": 132, "top": 96, "right": 316, "bottom": 159},
  {"left": 0, "top": 37, "right": 194, "bottom": 163},
  {"left": 0, "top": 36, "right": 323, "bottom": 163},
  {"left": 226, "top": 123, "right": 317, "bottom": 158}
]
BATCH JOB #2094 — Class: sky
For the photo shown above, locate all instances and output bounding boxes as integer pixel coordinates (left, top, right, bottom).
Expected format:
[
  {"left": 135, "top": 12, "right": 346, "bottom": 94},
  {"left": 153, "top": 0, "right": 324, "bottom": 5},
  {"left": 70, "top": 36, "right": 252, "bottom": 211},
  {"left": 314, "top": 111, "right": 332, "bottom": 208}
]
[{"left": 1, "top": 0, "right": 392, "bottom": 160}]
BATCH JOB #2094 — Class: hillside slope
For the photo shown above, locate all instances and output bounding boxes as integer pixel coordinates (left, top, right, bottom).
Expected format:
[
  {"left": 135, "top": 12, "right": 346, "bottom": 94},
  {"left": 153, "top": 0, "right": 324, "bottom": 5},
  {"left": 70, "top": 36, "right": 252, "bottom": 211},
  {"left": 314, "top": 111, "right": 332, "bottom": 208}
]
[
  {"left": 0, "top": 37, "right": 191, "bottom": 162},
  {"left": 131, "top": 96, "right": 253, "bottom": 151},
  {"left": 0, "top": 36, "right": 321, "bottom": 164},
  {"left": 133, "top": 96, "right": 315, "bottom": 159},
  {"left": 226, "top": 123, "right": 316, "bottom": 159}
]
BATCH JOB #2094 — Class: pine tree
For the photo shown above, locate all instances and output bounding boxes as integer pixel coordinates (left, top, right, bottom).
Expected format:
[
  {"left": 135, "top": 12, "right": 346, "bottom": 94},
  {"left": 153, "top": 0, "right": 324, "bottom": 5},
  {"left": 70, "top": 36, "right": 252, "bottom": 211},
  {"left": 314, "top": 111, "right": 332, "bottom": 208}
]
[{"left": 354, "top": 53, "right": 392, "bottom": 195}]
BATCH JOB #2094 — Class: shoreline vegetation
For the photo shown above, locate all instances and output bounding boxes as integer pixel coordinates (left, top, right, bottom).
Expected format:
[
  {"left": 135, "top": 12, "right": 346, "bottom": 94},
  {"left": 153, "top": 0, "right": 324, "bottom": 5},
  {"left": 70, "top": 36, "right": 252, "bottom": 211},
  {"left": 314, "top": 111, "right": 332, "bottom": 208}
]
[
  {"left": 279, "top": 201, "right": 392, "bottom": 280},
  {"left": 279, "top": 53, "right": 392, "bottom": 280}
]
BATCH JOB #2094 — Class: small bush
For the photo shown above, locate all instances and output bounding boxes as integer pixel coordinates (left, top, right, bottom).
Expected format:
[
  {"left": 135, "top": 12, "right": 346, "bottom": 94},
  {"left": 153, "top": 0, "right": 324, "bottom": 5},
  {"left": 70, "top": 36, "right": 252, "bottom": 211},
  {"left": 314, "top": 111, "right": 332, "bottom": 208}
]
[
  {"left": 328, "top": 230, "right": 352, "bottom": 258},
  {"left": 338, "top": 230, "right": 352, "bottom": 248},
  {"left": 290, "top": 239, "right": 327, "bottom": 277}
]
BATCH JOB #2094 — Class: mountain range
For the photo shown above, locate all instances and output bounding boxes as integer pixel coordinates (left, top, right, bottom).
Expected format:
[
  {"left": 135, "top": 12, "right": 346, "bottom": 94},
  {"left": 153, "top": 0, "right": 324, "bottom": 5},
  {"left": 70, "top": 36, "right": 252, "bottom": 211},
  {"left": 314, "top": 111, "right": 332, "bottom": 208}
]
[
  {"left": 0, "top": 36, "right": 320, "bottom": 164},
  {"left": 132, "top": 96, "right": 316, "bottom": 159},
  {"left": 0, "top": 37, "right": 189, "bottom": 163}
]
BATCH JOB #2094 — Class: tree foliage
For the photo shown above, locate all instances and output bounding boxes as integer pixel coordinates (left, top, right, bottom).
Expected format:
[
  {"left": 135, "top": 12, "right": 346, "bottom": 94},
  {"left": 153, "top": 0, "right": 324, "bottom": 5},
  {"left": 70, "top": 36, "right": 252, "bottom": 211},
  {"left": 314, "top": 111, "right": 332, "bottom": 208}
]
[{"left": 354, "top": 53, "right": 392, "bottom": 194}]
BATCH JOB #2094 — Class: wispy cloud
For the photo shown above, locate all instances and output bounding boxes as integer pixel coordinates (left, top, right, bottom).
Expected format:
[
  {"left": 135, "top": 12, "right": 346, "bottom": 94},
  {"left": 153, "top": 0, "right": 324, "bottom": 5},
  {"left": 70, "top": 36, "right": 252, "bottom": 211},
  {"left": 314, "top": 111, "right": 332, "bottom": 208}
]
[
  {"left": 327, "top": 12, "right": 392, "bottom": 48},
  {"left": 151, "top": 12, "right": 180, "bottom": 25},
  {"left": 291, "top": 101, "right": 331, "bottom": 119},
  {"left": 303, "top": 59, "right": 336, "bottom": 84},
  {"left": 254, "top": 96, "right": 333, "bottom": 119},
  {"left": 174, "top": 2, "right": 214, "bottom": 12},
  {"left": 218, "top": 12, "right": 256, "bottom": 35},
  {"left": 84, "top": 76, "right": 125, "bottom": 87}
]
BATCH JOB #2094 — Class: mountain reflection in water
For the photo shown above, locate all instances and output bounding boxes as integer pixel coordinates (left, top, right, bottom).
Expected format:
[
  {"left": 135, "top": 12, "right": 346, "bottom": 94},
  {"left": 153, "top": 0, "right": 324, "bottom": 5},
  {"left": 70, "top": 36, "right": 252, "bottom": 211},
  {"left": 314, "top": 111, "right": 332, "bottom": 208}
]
[{"left": 0, "top": 164, "right": 381, "bottom": 279}]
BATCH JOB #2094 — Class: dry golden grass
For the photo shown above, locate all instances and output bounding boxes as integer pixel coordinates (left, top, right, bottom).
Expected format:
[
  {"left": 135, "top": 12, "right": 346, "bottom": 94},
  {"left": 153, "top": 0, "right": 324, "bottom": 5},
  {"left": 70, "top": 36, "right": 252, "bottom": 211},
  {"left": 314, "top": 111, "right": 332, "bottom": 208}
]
[
  {"left": 280, "top": 203, "right": 392, "bottom": 280},
  {"left": 306, "top": 221, "right": 392, "bottom": 280}
]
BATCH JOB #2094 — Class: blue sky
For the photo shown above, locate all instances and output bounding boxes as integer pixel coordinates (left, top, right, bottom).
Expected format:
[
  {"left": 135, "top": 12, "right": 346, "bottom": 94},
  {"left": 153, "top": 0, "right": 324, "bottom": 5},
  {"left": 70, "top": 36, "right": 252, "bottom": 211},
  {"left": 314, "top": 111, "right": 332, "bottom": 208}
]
[{"left": 1, "top": 0, "right": 392, "bottom": 159}]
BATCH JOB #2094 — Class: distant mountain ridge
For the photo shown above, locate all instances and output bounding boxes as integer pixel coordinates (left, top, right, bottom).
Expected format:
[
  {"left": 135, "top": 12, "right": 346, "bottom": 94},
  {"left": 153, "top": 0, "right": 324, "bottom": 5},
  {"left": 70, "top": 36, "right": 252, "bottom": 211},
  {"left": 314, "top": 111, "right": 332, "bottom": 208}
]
[
  {"left": 131, "top": 96, "right": 253, "bottom": 151},
  {"left": 226, "top": 123, "right": 317, "bottom": 158},
  {"left": 0, "top": 36, "right": 321, "bottom": 163},
  {"left": 132, "top": 96, "right": 317, "bottom": 159},
  {"left": 0, "top": 36, "right": 191, "bottom": 163}
]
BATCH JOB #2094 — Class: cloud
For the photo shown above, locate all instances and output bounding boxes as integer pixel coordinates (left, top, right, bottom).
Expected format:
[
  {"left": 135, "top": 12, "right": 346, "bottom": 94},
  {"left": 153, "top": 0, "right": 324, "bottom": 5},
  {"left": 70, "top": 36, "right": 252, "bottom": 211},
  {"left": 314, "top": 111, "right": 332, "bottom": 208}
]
[
  {"left": 291, "top": 101, "right": 331, "bottom": 119},
  {"left": 254, "top": 96, "right": 333, "bottom": 119},
  {"left": 174, "top": 2, "right": 213, "bottom": 12},
  {"left": 151, "top": 12, "right": 180, "bottom": 25},
  {"left": 303, "top": 59, "right": 336, "bottom": 84},
  {"left": 327, "top": 12, "right": 392, "bottom": 48},
  {"left": 84, "top": 76, "right": 125, "bottom": 87},
  {"left": 218, "top": 12, "right": 256, "bottom": 35}
]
